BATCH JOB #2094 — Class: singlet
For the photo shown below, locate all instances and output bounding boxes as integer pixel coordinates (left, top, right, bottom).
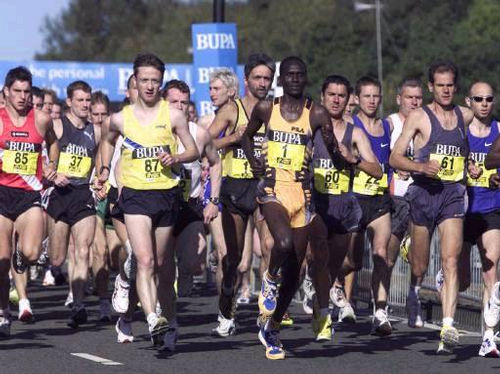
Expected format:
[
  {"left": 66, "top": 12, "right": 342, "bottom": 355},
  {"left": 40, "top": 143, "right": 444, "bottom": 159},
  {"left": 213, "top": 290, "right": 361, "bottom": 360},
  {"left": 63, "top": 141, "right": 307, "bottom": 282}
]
[
  {"left": 261, "top": 97, "right": 313, "bottom": 183},
  {"left": 352, "top": 115, "right": 391, "bottom": 196},
  {"left": 313, "top": 122, "right": 354, "bottom": 195},
  {"left": 177, "top": 121, "right": 202, "bottom": 201},
  {"left": 388, "top": 113, "right": 413, "bottom": 197},
  {"left": 120, "top": 100, "right": 179, "bottom": 190},
  {"left": 109, "top": 135, "right": 123, "bottom": 189},
  {"left": 413, "top": 105, "right": 468, "bottom": 185},
  {"left": 0, "top": 108, "right": 44, "bottom": 191},
  {"left": 466, "top": 120, "right": 500, "bottom": 214},
  {"left": 224, "top": 99, "right": 265, "bottom": 179},
  {"left": 56, "top": 116, "right": 96, "bottom": 185}
]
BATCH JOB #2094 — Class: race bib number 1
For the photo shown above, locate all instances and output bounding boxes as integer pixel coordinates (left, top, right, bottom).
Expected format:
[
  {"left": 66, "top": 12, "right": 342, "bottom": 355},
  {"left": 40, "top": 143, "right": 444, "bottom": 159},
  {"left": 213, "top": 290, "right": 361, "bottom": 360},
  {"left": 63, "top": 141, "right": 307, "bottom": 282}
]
[{"left": 267, "top": 141, "right": 305, "bottom": 171}]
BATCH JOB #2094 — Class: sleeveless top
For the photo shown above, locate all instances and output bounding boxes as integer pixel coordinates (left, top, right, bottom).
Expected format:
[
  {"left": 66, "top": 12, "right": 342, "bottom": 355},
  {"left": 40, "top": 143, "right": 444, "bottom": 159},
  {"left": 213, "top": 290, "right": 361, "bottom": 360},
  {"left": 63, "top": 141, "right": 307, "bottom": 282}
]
[
  {"left": 261, "top": 97, "right": 313, "bottom": 184},
  {"left": 224, "top": 98, "right": 265, "bottom": 179},
  {"left": 120, "top": 100, "right": 178, "bottom": 190},
  {"left": 313, "top": 122, "right": 354, "bottom": 195},
  {"left": 0, "top": 108, "right": 44, "bottom": 191},
  {"left": 388, "top": 113, "right": 413, "bottom": 197},
  {"left": 352, "top": 115, "right": 391, "bottom": 196},
  {"left": 413, "top": 105, "right": 468, "bottom": 185},
  {"left": 467, "top": 120, "right": 500, "bottom": 214},
  {"left": 177, "top": 121, "right": 202, "bottom": 201},
  {"left": 57, "top": 116, "right": 96, "bottom": 185}
]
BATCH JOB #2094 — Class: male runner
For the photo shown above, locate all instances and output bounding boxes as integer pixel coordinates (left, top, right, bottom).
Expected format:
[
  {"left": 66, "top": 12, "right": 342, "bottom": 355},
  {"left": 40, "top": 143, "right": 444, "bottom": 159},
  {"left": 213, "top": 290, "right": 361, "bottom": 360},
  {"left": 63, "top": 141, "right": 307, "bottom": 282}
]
[
  {"left": 47, "top": 80, "right": 100, "bottom": 328},
  {"left": 207, "top": 53, "right": 275, "bottom": 336},
  {"left": 390, "top": 61, "right": 477, "bottom": 353},
  {"left": 98, "top": 53, "right": 199, "bottom": 347},
  {"left": 0, "top": 66, "right": 58, "bottom": 336},
  {"left": 386, "top": 78, "right": 424, "bottom": 327},
  {"left": 310, "top": 74, "right": 382, "bottom": 340},
  {"left": 241, "top": 56, "right": 342, "bottom": 359}
]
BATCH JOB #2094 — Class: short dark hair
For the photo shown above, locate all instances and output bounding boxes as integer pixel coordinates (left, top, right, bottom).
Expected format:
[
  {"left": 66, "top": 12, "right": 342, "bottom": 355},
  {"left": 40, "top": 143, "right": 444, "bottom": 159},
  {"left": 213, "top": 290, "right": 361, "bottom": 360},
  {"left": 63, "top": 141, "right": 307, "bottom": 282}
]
[
  {"left": 189, "top": 100, "right": 196, "bottom": 107},
  {"left": 321, "top": 75, "right": 352, "bottom": 96},
  {"left": 4, "top": 66, "right": 32, "bottom": 89},
  {"left": 133, "top": 53, "right": 165, "bottom": 76},
  {"left": 244, "top": 53, "right": 276, "bottom": 79},
  {"left": 91, "top": 91, "right": 110, "bottom": 111},
  {"left": 42, "top": 88, "right": 58, "bottom": 102},
  {"left": 127, "top": 74, "right": 135, "bottom": 90},
  {"left": 279, "top": 56, "right": 307, "bottom": 76},
  {"left": 355, "top": 76, "right": 381, "bottom": 96},
  {"left": 162, "top": 79, "right": 190, "bottom": 99},
  {"left": 67, "top": 80, "right": 92, "bottom": 99},
  {"left": 428, "top": 60, "right": 458, "bottom": 85},
  {"left": 397, "top": 77, "right": 423, "bottom": 94},
  {"left": 32, "top": 86, "right": 44, "bottom": 100}
]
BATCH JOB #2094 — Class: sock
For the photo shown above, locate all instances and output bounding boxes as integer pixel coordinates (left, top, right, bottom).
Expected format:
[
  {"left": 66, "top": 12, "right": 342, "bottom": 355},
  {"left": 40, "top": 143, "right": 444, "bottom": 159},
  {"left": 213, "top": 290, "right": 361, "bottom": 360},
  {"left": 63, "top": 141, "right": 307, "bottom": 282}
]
[
  {"left": 147, "top": 312, "right": 158, "bottom": 328},
  {"left": 493, "top": 282, "right": 500, "bottom": 302},
  {"left": 442, "top": 317, "right": 454, "bottom": 327},
  {"left": 484, "top": 329, "right": 494, "bottom": 340}
]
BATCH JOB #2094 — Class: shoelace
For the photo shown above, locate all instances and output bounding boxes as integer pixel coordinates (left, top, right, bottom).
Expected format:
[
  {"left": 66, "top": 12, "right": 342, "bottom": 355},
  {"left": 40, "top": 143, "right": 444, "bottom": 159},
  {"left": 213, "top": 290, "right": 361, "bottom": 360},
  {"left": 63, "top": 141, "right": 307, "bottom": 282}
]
[{"left": 263, "top": 279, "right": 277, "bottom": 298}]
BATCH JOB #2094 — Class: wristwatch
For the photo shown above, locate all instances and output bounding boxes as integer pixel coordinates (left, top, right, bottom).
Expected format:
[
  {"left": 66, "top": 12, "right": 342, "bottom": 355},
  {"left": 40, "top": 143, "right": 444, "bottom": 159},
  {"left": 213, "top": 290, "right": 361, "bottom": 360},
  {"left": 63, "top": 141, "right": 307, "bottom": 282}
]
[{"left": 209, "top": 197, "right": 220, "bottom": 205}]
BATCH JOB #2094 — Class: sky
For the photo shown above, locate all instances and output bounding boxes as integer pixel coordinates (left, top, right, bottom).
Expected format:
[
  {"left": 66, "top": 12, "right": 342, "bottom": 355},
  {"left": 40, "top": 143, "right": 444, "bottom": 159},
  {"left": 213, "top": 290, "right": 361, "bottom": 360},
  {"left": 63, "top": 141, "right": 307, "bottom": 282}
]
[{"left": 0, "top": 0, "right": 70, "bottom": 61}]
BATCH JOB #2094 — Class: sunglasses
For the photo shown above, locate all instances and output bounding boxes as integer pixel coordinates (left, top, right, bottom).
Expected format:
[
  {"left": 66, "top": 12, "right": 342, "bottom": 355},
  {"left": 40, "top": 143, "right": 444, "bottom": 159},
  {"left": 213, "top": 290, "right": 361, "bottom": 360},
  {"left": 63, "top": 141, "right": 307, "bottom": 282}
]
[{"left": 470, "top": 96, "right": 494, "bottom": 103}]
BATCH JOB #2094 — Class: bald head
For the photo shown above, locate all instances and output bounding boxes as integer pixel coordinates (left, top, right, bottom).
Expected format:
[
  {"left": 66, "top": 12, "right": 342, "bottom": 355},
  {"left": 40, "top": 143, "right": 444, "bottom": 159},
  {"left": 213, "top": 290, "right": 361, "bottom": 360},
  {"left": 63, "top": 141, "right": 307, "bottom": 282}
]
[
  {"left": 469, "top": 81, "right": 494, "bottom": 97},
  {"left": 467, "top": 81, "right": 495, "bottom": 121}
]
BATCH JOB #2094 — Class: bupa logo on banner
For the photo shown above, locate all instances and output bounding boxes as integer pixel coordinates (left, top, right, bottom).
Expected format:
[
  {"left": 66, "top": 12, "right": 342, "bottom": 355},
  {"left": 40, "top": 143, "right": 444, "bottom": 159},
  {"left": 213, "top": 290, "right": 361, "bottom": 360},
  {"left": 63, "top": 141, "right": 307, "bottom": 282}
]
[{"left": 192, "top": 23, "right": 238, "bottom": 116}]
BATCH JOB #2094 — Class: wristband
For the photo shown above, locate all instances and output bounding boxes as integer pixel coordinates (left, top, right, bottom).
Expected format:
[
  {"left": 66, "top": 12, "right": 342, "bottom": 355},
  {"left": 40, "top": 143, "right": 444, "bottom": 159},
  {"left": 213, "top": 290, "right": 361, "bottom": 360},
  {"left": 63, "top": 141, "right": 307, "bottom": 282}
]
[{"left": 100, "top": 165, "right": 110, "bottom": 174}]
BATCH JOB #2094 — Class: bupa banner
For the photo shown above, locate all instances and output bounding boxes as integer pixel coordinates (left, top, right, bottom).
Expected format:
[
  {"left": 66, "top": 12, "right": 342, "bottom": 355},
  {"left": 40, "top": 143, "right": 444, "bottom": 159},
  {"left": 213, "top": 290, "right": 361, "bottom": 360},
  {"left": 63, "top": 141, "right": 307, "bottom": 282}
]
[{"left": 192, "top": 23, "right": 238, "bottom": 116}]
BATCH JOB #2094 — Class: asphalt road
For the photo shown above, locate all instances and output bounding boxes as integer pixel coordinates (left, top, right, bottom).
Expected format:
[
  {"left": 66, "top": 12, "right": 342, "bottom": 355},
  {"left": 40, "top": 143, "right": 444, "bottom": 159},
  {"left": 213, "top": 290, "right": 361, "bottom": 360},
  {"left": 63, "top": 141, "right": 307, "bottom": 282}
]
[{"left": 2, "top": 280, "right": 499, "bottom": 374}]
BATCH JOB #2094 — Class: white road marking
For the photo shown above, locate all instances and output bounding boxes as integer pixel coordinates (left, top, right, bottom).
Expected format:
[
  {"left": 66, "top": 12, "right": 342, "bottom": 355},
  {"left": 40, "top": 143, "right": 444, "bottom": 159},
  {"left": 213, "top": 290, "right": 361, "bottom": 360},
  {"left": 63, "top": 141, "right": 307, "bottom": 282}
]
[{"left": 71, "top": 353, "right": 123, "bottom": 366}]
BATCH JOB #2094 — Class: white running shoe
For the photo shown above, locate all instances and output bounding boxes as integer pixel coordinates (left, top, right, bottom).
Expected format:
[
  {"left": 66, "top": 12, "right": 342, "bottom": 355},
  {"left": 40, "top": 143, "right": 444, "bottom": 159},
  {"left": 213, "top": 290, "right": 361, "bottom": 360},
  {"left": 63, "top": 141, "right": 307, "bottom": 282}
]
[
  {"left": 372, "top": 308, "right": 392, "bottom": 336},
  {"left": 0, "top": 317, "right": 11, "bottom": 338},
  {"left": 64, "top": 292, "right": 74, "bottom": 308},
  {"left": 338, "top": 302, "right": 356, "bottom": 323},
  {"left": 212, "top": 312, "right": 236, "bottom": 337},
  {"left": 407, "top": 290, "right": 424, "bottom": 328},
  {"left": 115, "top": 317, "right": 134, "bottom": 343},
  {"left": 479, "top": 334, "right": 500, "bottom": 358},
  {"left": 161, "top": 322, "right": 179, "bottom": 352},
  {"left": 42, "top": 269, "right": 56, "bottom": 286},
  {"left": 112, "top": 275, "right": 130, "bottom": 314},
  {"left": 123, "top": 253, "right": 137, "bottom": 281},
  {"left": 435, "top": 268, "right": 444, "bottom": 293},
  {"left": 99, "top": 299, "right": 112, "bottom": 322},
  {"left": 330, "top": 284, "right": 347, "bottom": 308},
  {"left": 18, "top": 298, "right": 34, "bottom": 323},
  {"left": 302, "top": 274, "right": 315, "bottom": 315},
  {"left": 484, "top": 282, "right": 500, "bottom": 328}
]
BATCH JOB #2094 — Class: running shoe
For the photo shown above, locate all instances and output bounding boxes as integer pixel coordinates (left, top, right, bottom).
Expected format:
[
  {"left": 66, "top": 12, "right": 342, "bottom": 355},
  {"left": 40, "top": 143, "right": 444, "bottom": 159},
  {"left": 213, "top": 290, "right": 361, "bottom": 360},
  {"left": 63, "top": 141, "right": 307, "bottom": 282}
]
[
  {"left": 484, "top": 282, "right": 500, "bottom": 328},
  {"left": 258, "top": 271, "right": 279, "bottom": 318},
  {"left": 437, "top": 325, "right": 459, "bottom": 354},
  {"left": 303, "top": 294, "right": 314, "bottom": 315},
  {"left": 478, "top": 335, "right": 500, "bottom": 358},
  {"left": 64, "top": 292, "right": 74, "bottom": 309},
  {"left": 330, "top": 284, "right": 347, "bottom": 308},
  {"left": 115, "top": 317, "right": 134, "bottom": 343},
  {"left": 160, "top": 322, "right": 179, "bottom": 352},
  {"left": 12, "top": 248, "right": 27, "bottom": 274},
  {"left": 406, "top": 290, "right": 424, "bottom": 328},
  {"left": 280, "top": 312, "right": 294, "bottom": 327},
  {"left": 150, "top": 316, "right": 169, "bottom": 347},
  {"left": 312, "top": 314, "right": 333, "bottom": 341},
  {"left": 372, "top": 308, "right": 392, "bottom": 336},
  {"left": 338, "top": 302, "right": 356, "bottom": 323},
  {"left": 29, "top": 265, "right": 39, "bottom": 281},
  {"left": 123, "top": 252, "right": 137, "bottom": 281},
  {"left": 67, "top": 306, "right": 88, "bottom": 328},
  {"left": 435, "top": 268, "right": 444, "bottom": 293},
  {"left": 258, "top": 319, "right": 285, "bottom": 360},
  {"left": 18, "top": 298, "right": 34, "bottom": 323},
  {"left": 99, "top": 299, "right": 112, "bottom": 322},
  {"left": 212, "top": 312, "right": 236, "bottom": 337},
  {"left": 0, "top": 317, "right": 11, "bottom": 338},
  {"left": 400, "top": 234, "right": 411, "bottom": 263},
  {"left": 112, "top": 274, "right": 130, "bottom": 314},
  {"left": 42, "top": 269, "right": 56, "bottom": 286}
]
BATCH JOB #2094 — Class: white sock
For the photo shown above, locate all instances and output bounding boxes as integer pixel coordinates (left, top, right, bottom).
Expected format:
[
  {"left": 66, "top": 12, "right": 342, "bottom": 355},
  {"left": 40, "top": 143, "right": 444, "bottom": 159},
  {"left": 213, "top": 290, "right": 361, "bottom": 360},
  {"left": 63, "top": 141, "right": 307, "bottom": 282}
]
[
  {"left": 484, "top": 329, "right": 494, "bottom": 340},
  {"left": 442, "top": 317, "right": 454, "bottom": 327},
  {"left": 125, "top": 240, "right": 133, "bottom": 256},
  {"left": 147, "top": 312, "right": 158, "bottom": 328}
]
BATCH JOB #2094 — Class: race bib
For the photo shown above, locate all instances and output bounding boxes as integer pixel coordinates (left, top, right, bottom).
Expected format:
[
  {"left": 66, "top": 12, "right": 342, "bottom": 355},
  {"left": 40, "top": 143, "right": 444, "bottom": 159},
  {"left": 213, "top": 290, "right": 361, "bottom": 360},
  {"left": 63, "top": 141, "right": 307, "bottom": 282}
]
[
  {"left": 267, "top": 141, "right": 305, "bottom": 172},
  {"left": 429, "top": 154, "right": 464, "bottom": 182},
  {"left": 2, "top": 149, "right": 38, "bottom": 175},
  {"left": 227, "top": 147, "right": 253, "bottom": 179},
  {"left": 314, "top": 168, "right": 350, "bottom": 195},
  {"left": 353, "top": 170, "right": 388, "bottom": 196},
  {"left": 57, "top": 152, "right": 92, "bottom": 178},
  {"left": 467, "top": 162, "right": 496, "bottom": 188}
]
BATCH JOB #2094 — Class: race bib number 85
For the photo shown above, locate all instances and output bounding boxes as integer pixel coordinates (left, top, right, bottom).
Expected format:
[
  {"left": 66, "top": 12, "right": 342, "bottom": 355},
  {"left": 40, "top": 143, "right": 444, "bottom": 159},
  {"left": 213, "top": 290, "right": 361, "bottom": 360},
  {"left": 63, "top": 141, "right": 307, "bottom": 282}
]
[{"left": 2, "top": 150, "right": 38, "bottom": 175}]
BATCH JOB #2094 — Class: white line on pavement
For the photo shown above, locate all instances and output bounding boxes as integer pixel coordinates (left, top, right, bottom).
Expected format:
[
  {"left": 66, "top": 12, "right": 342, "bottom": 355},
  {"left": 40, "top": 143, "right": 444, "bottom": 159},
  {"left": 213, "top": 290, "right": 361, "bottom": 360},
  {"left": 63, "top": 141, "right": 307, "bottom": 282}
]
[{"left": 71, "top": 353, "right": 124, "bottom": 366}]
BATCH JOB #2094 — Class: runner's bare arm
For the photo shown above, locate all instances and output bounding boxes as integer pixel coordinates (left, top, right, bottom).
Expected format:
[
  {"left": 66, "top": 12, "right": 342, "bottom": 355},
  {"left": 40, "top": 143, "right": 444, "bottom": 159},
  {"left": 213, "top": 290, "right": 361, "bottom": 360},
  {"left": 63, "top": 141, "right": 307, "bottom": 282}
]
[
  {"left": 241, "top": 100, "right": 271, "bottom": 175},
  {"left": 208, "top": 102, "right": 239, "bottom": 149},
  {"left": 166, "top": 108, "right": 199, "bottom": 165},
  {"left": 485, "top": 135, "right": 500, "bottom": 170},
  {"left": 199, "top": 128, "right": 221, "bottom": 223},
  {"left": 43, "top": 117, "right": 59, "bottom": 181},
  {"left": 311, "top": 105, "right": 344, "bottom": 169},
  {"left": 352, "top": 127, "right": 383, "bottom": 179},
  {"left": 98, "top": 112, "right": 121, "bottom": 183}
]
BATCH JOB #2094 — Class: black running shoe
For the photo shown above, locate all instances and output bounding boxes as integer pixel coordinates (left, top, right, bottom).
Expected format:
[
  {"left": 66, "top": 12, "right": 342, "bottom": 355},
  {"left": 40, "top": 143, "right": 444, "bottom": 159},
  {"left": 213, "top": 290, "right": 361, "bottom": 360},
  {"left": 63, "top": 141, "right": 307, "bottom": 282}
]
[
  {"left": 12, "top": 249, "right": 27, "bottom": 274},
  {"left": 67, "top": 307, "right": 88, "bottom": 328}
]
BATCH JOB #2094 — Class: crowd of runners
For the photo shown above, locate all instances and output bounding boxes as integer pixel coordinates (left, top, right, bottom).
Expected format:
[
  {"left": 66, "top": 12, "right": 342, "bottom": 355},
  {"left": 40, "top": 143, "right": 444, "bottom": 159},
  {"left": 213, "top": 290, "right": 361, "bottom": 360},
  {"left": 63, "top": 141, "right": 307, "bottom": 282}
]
[{"left": 0, "top": 52, "right": 499, "bottom": 360}]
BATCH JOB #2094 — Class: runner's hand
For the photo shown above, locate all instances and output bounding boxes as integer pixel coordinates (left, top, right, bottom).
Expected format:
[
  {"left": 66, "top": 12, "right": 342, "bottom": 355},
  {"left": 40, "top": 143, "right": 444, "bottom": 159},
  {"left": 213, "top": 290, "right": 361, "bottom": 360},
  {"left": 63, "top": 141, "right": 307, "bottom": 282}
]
[
  {"left": 250, "top": 158, "right": 265, "bottom": 177},
  {"left": 396, "top": 169, "right": 411, "bottom": 180},
  {"left": 489, "top": 173, "right": 500, "bottom": 189},
  {"left": 43, "top": 162, "right": 57, "bottom": 182},
  {"left": 203, "top": 201, "right": 219, "bottom": 224},
  {"left": 419, "top": 159, "right": 440, "bottom": 177},
  {"left": 158, "top": 151, "right": 178, "bottom": 167},
  {"left": 467, "top": 162, "right": 482, "bottom": 179},
  {"left": 54, "top": 174, "right": 70, "bottom": 187}
]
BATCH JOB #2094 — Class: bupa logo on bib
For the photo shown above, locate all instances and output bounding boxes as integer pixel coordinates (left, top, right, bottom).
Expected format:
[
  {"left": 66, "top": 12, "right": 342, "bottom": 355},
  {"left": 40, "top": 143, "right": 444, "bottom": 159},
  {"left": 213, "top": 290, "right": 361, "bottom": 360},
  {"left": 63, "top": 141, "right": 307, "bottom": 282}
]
[{"left": 196, "top": 33, "right": 236, "bottom": 50}]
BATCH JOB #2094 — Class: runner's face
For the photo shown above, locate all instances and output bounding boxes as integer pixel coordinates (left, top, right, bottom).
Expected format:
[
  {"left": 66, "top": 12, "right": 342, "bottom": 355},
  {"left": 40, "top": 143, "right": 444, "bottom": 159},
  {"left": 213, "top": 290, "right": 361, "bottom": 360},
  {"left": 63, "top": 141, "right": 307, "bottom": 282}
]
[
  {"left": 43, "top": 93, "right": 54, "bottom": 114},
  {"left": 126, "top": 78, "right": 139, "bottom": 105},
  {"left": 321, "top": 83, "right": 349, "bottom": 118},
  {"left": 67, "top": 89, "right": 91, "bottom": 120},
  {"left": 345, "top": 95, "right": 357, "bottom": 115},
  {"left": 188, "top": 103, "right": 197, "bottom": 122},
  {"left": 398, "top": 86, "right": 423, "bottom": 118},
  {"left": 90, "top": 102, "right": 109, "bottom": 127},
  {"left": 209, "top": 78, "right": 232, "bottom": 107},
  {"left": 356, "top": 84, "right": 381, "bottom": 117},
  {"left": 32, "top": 95, "right": 43, "bottom": 111},
  {"left": 280, "top": 62, "right": 306, "bottom": 97},
  {"left": 135, "top": 66, "right": 163, "bottom": 104},
  {"left": 51, "top": 103, "right": 61, "bottom": 119},
  {"left": 5, "top": 80, "right": 31, "bottom": 112},
  {"left": 165, "top": 88, "right": 190, "bottom": 116},
  {"left": 429, "top": 71, "right": 456, "bottom": 107},
  {"left": 468, "top": 83, "right": 494, "bottom": 121},
  {"left": 246, "top": 65, "right": 273, "bottom": 100}
]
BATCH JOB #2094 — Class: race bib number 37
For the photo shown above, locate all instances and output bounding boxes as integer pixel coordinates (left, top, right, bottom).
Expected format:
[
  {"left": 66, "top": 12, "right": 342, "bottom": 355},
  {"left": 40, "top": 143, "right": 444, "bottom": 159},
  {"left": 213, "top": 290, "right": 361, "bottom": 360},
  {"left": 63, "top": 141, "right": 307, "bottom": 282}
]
[
  {"left": 58, "top": 152, "right": 92, "bottom": 178},
  {"left": 2, "top": 149, "right": 38, "bottom": 175}
]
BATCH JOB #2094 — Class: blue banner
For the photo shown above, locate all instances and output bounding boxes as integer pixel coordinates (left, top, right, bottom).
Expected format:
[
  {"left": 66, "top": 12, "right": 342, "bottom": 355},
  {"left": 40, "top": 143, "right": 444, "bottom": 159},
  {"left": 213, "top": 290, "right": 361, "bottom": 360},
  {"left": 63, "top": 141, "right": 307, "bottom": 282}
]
[{"left": 192, "top": 23, "right": 238, "bottom": 116}]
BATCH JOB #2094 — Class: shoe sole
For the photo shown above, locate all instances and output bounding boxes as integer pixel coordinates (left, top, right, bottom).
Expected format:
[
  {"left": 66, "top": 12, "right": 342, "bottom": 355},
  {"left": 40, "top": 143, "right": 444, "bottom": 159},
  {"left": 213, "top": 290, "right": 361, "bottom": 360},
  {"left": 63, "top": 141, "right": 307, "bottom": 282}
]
[
  {"left": 115, "top": 323, "right": 134, "bottom": 343},
  {"left": 19, "top": 312, "right": 34, "bottom": 323},
  {"left": 151, "top": 319, "right": 169, "bottom": 346}
]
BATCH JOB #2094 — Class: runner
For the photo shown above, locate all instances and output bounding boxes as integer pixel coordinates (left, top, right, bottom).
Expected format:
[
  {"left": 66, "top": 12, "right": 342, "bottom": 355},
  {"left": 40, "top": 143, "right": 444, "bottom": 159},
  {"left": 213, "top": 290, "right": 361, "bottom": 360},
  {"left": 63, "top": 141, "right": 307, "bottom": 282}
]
[
  {"left": 98, "top": 53, "right": 199, "bottom": 348},
  {"left": 0, "top": 66, "right": 58, "bottom": 336},
  {"left": 390, "top": 61, "right": 477, "bottom": 353},
  {"left": 241, "top": 56, "right": 342, "bottom": 359}
]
